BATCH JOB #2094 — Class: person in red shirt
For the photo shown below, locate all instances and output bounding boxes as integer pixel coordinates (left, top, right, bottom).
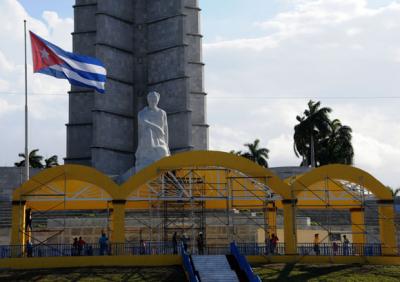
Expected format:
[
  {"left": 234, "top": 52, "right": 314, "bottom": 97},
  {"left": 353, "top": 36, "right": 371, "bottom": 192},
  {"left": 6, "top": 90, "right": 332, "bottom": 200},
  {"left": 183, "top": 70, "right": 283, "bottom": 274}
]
[{"left": 78, "top": 237, "right": 86, "bottom": 256}]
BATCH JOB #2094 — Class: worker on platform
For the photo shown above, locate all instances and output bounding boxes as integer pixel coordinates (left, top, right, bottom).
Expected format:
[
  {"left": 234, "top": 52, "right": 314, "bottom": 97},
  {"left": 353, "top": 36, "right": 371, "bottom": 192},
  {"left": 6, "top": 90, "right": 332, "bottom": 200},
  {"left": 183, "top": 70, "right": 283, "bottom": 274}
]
[{"left": 314, "top": 233, "right": 320, "bottom": 255}]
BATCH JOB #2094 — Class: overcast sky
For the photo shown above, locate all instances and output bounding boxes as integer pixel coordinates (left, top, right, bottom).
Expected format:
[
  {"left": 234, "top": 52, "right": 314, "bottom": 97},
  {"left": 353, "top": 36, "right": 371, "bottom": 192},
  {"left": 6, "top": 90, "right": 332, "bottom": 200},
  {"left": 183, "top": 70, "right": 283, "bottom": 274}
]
[{"left": 1, "top": 0, "right": 400, "bottom": 188}]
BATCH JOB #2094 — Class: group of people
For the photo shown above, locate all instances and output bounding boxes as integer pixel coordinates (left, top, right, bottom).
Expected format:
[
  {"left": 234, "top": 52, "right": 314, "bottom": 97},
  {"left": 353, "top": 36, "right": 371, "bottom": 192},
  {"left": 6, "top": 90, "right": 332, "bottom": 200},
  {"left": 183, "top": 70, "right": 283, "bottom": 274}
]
[
  {"left": 71, "top": 236, "right": 87, "bottom": 256},
  {"left": 172, "top": 231, "right": 205, "bottom": 254},
  {"left": 313, "top": 233, "right": 350, "bottom": 255},
  {"left": 71, "top": 231, "right": 108, "bottom": 256}
]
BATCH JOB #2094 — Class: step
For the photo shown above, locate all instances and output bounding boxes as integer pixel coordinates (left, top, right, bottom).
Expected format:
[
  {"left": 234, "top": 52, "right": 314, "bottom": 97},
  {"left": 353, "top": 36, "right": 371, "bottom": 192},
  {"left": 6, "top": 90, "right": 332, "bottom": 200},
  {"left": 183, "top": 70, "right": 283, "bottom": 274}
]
[{"left": 192, "top": 255, "right": 239, "bottom": 282}]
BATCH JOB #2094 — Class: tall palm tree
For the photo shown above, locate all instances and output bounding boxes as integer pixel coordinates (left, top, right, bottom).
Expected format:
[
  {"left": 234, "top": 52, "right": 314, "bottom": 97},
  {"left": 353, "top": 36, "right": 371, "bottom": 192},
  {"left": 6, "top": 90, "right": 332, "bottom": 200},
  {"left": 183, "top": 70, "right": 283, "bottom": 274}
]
[
  {"left": 319, "top": 119, "right": 354, "bottom": 165},
  {"left": 44, "top": 155, "right": 59, "bottom": 168},
  {"left": 294, "top": 100, "right": 332, "bottom": 167},
  {"left": 14, "top": 149, "right": 44, "bottom": 168},
  {"left": 243, "top": 139, "right": 270, "bottom": 168}
]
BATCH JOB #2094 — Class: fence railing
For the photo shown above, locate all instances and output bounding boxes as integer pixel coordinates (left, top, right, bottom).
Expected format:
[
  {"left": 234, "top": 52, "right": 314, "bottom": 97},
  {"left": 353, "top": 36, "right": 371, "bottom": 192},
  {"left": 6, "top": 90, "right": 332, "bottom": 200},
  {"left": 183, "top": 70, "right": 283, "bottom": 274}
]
[
  {"left": 0, "top": 242, "right": 387, "bottom": 259},
  {"left": 297, "top": 243, "right": 382, "bottom": 256},
  {"left": 181, "top": 242, "right": 199, "bottom": 282}
]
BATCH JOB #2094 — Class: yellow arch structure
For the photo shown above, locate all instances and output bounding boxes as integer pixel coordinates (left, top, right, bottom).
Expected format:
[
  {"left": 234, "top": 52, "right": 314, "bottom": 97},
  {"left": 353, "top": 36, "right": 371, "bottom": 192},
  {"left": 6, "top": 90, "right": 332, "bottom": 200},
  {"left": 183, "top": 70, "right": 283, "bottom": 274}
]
[
  {"left": 11, "top": 165, "right": 121, "bottom": 246},
  {"left": 9, "top": 154, "right": 396, "bottom": 256},
  {"left": 120, "top": 151, "right": 298, "bottom": 253},
  {"left": 120, "top": 150, "right": 292, "bottom": 199},
  {"left": 13, "top": 164, "right": 120, "bottom": 200},
  {"left": 292, "top": 164, "right": 392, "bottom": 200},
  {"left": 292, "top": 164, "right": 397, "bottom": 255}
]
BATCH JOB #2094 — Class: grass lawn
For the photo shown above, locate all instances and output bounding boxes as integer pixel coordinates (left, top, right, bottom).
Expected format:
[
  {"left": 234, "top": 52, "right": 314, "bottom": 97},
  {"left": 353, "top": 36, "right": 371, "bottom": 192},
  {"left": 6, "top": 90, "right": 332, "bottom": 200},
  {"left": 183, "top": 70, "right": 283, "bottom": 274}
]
[
  {"left": 0, "top": 266, "right": 186, "bottom": 282},
  {"left": 253, "top": 263, "right": 400, "bottom": 282}
]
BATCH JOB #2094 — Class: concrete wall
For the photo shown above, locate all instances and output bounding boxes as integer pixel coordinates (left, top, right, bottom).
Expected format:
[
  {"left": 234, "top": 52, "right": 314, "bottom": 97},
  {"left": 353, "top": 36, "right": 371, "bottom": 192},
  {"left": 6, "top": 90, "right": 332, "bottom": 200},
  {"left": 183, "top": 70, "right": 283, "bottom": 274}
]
[{"left": 66, "top": 0, "right": 209, "bottom": 175}]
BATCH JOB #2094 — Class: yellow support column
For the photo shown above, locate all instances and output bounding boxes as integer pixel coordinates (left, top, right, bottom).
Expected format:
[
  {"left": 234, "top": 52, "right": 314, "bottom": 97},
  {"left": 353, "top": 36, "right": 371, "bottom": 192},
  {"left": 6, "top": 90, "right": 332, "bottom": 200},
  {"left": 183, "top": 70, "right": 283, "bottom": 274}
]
[
  {"left": 350, "top": 208, "right": 365, "bottom": 244},
  {"left": 266, "top": 202, "right": 277, "bottom": 236},
  {"left": 282, "top": 199, "right": 297, "bottom": 255},
  {"left": 10, "top": 200, "right": 26, "bottom": 257},
  {"left": 111, "top": 200, "right": 126, "bottom": 243},
  {"left": 378, "top": 200, "right": 397, "bottom": 256}
]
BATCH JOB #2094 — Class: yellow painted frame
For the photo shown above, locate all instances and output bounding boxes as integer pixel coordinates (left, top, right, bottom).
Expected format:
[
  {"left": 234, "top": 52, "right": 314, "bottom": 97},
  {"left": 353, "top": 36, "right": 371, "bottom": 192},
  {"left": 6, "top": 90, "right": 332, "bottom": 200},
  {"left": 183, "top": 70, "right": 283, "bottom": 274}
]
[{"left": 9, "top": 152, "right": 398, "bottom": 257}]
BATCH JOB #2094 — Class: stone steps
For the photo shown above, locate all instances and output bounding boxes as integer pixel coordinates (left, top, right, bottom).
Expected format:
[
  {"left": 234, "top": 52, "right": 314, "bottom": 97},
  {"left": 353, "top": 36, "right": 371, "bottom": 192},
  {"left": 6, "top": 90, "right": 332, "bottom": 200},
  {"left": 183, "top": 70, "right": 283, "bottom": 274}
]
[{"left": 192, "top": 255, "right": 239, "bottom": 282}]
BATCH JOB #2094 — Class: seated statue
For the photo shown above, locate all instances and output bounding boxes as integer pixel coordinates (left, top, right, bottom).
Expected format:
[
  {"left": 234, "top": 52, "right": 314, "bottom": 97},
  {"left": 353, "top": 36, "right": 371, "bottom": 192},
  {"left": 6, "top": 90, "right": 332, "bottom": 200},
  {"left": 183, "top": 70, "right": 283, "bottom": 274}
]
[{"left": 135, "top": 91, "right": 170, "bottom": 172}]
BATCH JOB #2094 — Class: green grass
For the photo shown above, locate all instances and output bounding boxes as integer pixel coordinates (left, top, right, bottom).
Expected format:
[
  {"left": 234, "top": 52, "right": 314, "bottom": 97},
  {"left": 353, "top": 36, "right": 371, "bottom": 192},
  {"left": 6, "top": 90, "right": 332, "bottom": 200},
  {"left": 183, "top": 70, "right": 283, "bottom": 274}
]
[
  {"left": 253, "top": 264, "right": 400, "bottom": 282},
  {"left": 0, "top": 266, "right": 186, "bottom": 282},
  {"left": 2, "top": 264, "right": 400, "bottom": 281}
]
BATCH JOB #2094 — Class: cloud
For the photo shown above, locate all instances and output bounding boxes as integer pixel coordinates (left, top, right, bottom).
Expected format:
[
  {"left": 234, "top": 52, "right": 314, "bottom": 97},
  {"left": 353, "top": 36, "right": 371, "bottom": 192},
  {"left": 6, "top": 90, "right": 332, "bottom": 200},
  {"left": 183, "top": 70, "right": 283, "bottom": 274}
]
[
  {"left": 205, "top": 0, "right": 400, "bottom": 187},
  {"left": 0, "top": 0, "right": 72, "bottom": 165}
]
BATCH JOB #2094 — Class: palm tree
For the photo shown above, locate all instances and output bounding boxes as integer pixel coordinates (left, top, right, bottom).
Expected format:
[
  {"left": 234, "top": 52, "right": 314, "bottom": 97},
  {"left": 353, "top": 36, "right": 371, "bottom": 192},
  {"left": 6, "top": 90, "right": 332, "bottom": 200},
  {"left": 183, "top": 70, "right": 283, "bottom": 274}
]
[
  {"left": 243, "top": 139, "right": 270, "bottom": 168},
  {"left": 294, "top": 100, "right": 332, "bottom": 167},
  {"left": 44, "top": 155, "right": 59, "bottom": 168},
  {"left": 392, "top": 188, "right": 400, "bottom": 197},
  {"left": 319, "top": 119, "right": 354, "bottom": 165},
  {"left": 14, "top": 149, "right": 44, "bottom": 168}
]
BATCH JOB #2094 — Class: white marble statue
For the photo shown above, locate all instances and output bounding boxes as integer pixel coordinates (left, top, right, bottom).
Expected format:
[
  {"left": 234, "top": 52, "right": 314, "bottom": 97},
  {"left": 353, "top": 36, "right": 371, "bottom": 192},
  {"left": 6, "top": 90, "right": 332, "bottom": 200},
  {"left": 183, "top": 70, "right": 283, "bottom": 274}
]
[{"left": 135, "top": 91, "right": 170, "bottom": 172}]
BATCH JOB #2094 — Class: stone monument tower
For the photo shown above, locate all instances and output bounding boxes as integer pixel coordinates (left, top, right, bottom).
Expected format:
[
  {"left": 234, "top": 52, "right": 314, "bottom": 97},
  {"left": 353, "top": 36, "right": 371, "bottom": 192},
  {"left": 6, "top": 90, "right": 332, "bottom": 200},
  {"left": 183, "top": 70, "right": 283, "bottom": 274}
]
[{"left": 66, "top": 0, "right": 208, "bottom": 175}]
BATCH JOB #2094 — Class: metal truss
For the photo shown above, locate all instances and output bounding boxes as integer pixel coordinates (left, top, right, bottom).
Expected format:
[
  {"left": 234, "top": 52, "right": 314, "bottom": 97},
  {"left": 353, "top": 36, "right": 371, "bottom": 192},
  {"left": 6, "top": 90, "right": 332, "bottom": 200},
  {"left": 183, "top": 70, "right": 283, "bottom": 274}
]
[{"left": 125, "top": 167, "right": 280, "bottom": 245}]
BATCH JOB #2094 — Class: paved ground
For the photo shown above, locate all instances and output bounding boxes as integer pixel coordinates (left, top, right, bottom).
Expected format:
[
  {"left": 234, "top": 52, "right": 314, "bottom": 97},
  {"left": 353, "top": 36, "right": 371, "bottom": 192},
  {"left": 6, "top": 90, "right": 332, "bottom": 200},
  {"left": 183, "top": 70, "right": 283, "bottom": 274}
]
[
  {"left": 0, "top": 266, "right": 186, "bottom": 282},
  {"left": 253, "top": 263, "right": 400, "bottom": 281}
]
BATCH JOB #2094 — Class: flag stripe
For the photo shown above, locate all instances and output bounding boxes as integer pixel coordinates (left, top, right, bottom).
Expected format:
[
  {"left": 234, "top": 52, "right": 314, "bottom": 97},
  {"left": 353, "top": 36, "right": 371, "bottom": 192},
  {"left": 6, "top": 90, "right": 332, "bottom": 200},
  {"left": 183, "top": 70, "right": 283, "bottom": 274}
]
[
  {"left": 39, "top": 67, "right": 105, "bottom": 93},
  {"left": 59, "top": 63, "right": 106, "bottom": 82},
  {"left": 39, "top": 34, "right": 105, "bottom": 67},
  {"left": 49, "top": 65, "right": 105, "bottom": 90},
  {"left": 51, "top": 49, "right": 107, "bottom": 76}
]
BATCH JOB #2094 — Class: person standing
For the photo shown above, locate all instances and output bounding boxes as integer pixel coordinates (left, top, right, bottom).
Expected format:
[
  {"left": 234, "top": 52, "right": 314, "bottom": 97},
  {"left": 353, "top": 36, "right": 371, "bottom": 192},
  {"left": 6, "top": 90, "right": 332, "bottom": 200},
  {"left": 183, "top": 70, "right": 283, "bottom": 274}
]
[
  {"left": 314, "top": 233, "right": 320, "bottom": 255},
  {"left": 182, "top": 233, "right": 189, "bottom": 253},
  {"left": 78, "top": 236, "right": 86, "bottom": 256},
  {"left": 270, "top": 234, "right": 279, "bottom": 254},
  {"left": 139, "top": 239, "right": 146, "bottom": 255},
  {"left": 172, "top": 232, "right": 178, "bottom": 254},
  {"left": 99, "top": 231, "right": 108, "bottom": 255},
  {"left": 333, "top": 241, "right": 338, "bottom": 256},
  {"left": 26, "top": 240, "right": 33, "bottom": 257},
  {"left": 25, "top": 208, "right": 32, "bottom": 232},
  {"left": 72, "top": 237, "right": 78, "bottom": 256},
  {"left": 343, "top": 235, "right": 350, "bottom": 256},
  {"left": 197, "top": 232, "right": 204, "bottom": 255}
]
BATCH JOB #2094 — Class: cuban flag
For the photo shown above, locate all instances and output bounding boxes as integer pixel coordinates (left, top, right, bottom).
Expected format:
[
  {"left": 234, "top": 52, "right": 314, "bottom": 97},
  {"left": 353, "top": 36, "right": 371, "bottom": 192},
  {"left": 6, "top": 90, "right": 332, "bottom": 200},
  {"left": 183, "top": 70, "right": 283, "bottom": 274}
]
[{"left": 29, "top": 31, "right": 106, "bottom": 93}]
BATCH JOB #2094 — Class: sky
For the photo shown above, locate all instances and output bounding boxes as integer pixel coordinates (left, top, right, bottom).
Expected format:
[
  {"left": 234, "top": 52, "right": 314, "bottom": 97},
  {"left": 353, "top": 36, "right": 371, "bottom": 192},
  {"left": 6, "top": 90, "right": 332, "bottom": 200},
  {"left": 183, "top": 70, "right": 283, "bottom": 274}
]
[{"left": 1, "top": 0, "right": 400, "bottom": 188}]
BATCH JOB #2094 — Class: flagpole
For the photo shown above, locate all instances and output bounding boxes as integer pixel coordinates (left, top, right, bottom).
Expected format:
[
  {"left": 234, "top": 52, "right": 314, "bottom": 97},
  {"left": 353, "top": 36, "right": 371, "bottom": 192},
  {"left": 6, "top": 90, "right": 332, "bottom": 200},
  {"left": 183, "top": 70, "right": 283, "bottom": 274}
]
[{"left": 24, "top": 20, "right": 29, "bottom": 182}]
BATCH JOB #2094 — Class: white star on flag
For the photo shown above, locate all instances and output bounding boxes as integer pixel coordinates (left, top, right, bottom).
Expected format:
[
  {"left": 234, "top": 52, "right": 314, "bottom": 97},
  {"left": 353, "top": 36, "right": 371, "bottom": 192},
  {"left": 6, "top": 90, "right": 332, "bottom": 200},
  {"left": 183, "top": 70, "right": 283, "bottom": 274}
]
[{"left": 40, "top": 48, "right": 49, "bottom": 61}]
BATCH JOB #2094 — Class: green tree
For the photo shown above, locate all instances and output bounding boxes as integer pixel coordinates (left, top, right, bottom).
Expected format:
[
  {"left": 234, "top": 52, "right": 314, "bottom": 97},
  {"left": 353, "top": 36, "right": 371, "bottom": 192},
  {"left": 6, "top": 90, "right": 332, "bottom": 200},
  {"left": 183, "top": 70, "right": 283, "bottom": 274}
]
[
  {"left": 44, "top": 155, "right": 59, "bottom": 168},
  {"left": 14, "top": 149, "right": 44, "bottom": 168},
  {"left": 231, "top": 139, "right": 269, "bottom": 168},
  {"left": 319, "top": 119, "right": 354, "bottom": 165},
  {"left": 392, "top": 187, "right": 400, "bottom": 197},
  {"left": 294, "top": 100, "right": 332, "bottom": 167}
]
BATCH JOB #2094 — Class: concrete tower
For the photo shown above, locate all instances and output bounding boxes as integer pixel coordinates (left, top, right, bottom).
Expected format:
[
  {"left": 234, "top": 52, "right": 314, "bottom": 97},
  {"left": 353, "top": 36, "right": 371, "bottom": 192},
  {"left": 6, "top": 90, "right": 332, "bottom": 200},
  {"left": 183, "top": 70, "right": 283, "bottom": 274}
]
[{"left": 66, "top": 0, "right": 208, "bottom": 175}]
